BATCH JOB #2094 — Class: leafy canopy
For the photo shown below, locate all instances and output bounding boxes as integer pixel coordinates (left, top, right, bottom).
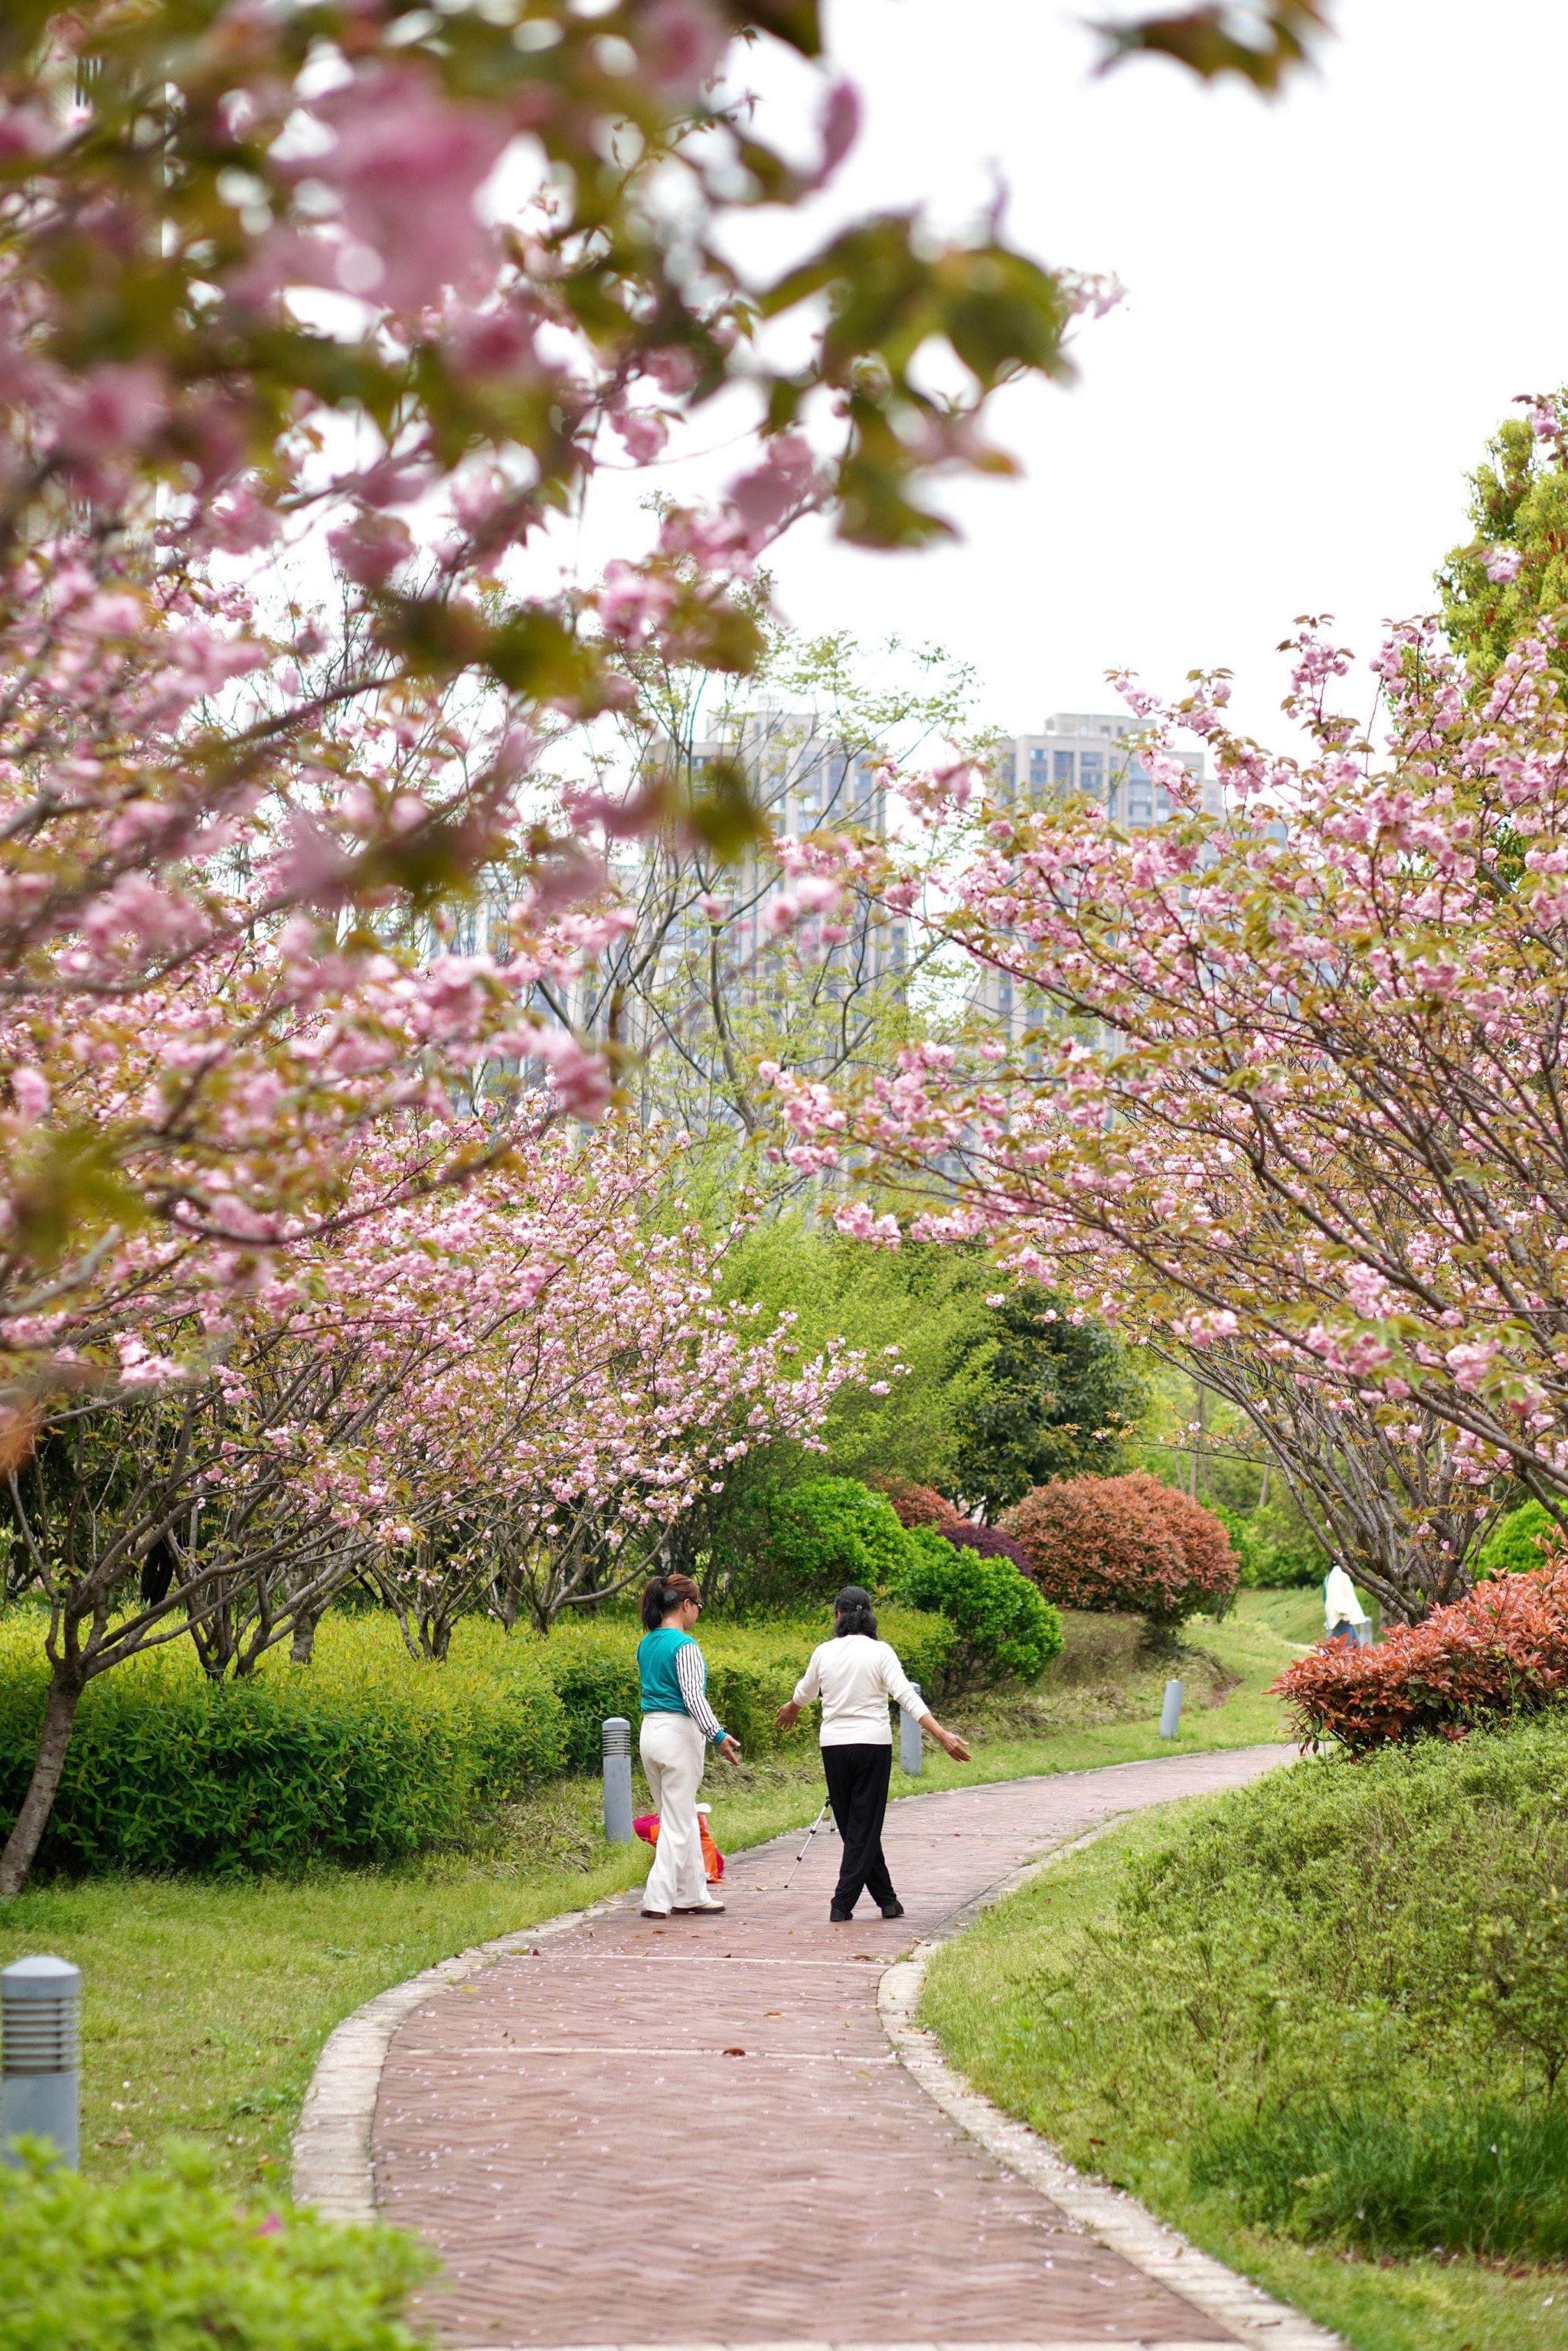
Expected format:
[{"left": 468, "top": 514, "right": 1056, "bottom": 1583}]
[{"left": 947, "top": 1285, "right": 1148, "bottom": 1519}]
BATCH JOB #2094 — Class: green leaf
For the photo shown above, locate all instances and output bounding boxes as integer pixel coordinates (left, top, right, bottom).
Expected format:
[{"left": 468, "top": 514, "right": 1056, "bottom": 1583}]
[
  {"left": 1093, "top": 2, "right": 1331, "bottom": 94},
  {"left": 11, "top": 1131, "right": 145, "bottom": 1267}
]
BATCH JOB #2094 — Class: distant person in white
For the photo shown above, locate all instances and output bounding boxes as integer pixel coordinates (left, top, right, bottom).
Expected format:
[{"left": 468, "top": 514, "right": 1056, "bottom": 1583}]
[
  {"left": 776, "top": 1586, "right": 971, "bottom": 1923},
  {"left": 1323, "top": 1563, "right": 1373, "bottom": 1648}
]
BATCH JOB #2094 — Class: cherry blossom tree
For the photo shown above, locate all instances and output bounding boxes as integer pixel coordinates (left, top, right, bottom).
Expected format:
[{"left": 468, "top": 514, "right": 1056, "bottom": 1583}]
[
  {"left": 0, "top": 0, "right": 1106, "bottom": 1468},
  {"left": 758, "top": 513, "right": 1568, "bottom": 1615},
  {"left": 364, "top": 1174, "right": 868, "bottom": 1646}
]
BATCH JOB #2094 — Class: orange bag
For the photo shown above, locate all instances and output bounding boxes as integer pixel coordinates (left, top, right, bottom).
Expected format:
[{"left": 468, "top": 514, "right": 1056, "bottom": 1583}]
[{"left": 632, "top": 1809, "right": 724, "bottom": 1882}]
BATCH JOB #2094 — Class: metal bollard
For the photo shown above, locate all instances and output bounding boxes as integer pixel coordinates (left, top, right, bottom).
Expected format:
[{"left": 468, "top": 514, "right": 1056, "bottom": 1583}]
[
  {"left": 2, "top": 1954, "right": 80, "bottom": 2170},
  {"left": 900, "top": 1683, "right": 924, "bottom": 1776},
  {"left": 1158, "top": 1678, "right": 1184, "bottom": 1739},
  {"left": 602, "top": 1716, "right": 634, "bottom": 1843}
]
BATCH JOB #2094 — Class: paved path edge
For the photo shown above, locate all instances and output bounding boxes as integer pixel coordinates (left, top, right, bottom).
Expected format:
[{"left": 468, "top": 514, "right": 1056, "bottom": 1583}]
[
  {"left": 880, "top": 1819, "right": 1347, "bottom": 2351},
  {"left": 292, "top": 1891, "right": 629, "bottom": 2222}
]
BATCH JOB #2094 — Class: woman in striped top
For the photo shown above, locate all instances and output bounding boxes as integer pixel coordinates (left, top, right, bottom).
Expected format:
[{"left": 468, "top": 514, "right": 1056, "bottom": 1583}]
[{"left": 636, "top": 1572, "right": 740, "bottom": 1919}]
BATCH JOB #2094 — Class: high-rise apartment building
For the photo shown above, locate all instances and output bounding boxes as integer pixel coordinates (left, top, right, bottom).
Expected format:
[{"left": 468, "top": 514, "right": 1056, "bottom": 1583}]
[
  {"left": 977, "top": 712, "right": 1220, "bottom": 1040},
  {"left": 998, "top": 710, "right": 1220, "bottom": 823}
]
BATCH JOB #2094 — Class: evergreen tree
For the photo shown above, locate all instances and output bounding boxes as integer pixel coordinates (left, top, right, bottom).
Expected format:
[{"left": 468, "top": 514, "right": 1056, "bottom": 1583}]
[{"left": 947, "top": 1288, "right": 1147, "bottom": 1520}]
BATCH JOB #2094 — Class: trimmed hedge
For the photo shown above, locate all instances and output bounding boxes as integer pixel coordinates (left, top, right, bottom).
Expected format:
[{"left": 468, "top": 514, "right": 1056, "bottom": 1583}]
[
  {"left": 0, "top": 2144, "right": 429, "bottom": 2351},
  {"left": 0, "top": 1605, "right": 959, "bottom": 1876},
  {"left": 878, "top": 1479, "right": 963, "bottom": 1530},
  {"left": 887, "top": 1529, "right": 1063, "bottom": 1685},
  {"left": 1001, "top": 1472, "right": 1237, "bottom": 1629},
  {"left": 1275, "top": 1564, "right": 1568, "bottom": 1755},
  {"left": 1475, "top": 1496, "right": 1563, "bottom": 1579},
  {"left": 0, "top": 1615, "right": 568, "bottom": 1877}
]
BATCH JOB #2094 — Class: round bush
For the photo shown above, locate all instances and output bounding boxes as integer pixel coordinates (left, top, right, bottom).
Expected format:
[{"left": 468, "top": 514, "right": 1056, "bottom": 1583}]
[
  {"left": 1477, "top": 1497, "right": 1565, "bottom": 1580},
  {"left": 759, "top": 1476, "right": 917, "bottom": 1602},
  {"left": 878, "top": 1479, "right": 963, "bottom": 1530},
  {"left": 1001, "top": 1472, "right": 1237, "bottom": 1630},
  {"left": 887, "top": 1526, "right": 1063, "bottom": 1684}
]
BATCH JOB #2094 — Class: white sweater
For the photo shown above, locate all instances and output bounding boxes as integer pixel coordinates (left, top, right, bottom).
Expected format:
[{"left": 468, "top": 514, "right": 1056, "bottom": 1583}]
[{"left": 792, "top": 1634, "right": 927, "bottom": 1749}]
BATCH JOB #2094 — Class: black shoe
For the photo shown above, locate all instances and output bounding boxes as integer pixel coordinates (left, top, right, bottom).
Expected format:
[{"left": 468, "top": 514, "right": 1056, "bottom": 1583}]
[
  {"left": 829, "top": 1904, "right": 854, "bottom": 1922},
  {"left": 880, "top": 1900, "right": 905, "bottom": 1919}
]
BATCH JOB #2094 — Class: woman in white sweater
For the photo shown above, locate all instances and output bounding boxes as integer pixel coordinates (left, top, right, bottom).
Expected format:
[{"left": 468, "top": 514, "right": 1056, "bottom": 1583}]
[{"left": 776, "top": 1587, "right": 970, "bottom": 1922}]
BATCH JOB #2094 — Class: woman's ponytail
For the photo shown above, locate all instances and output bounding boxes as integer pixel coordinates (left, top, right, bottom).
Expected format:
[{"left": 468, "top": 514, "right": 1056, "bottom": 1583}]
[{"left": 642, "top": 1572, "right": 701, "bottom": 1631}]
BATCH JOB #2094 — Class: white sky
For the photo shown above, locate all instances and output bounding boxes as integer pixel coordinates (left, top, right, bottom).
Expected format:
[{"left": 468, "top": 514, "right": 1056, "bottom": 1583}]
[{"left": 580, "top": 0, "right": 1568, "bottom": 755}]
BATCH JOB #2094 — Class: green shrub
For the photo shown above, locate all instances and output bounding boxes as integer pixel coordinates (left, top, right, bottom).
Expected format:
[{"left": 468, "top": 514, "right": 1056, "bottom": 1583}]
[
  {"left": 518, "top": 1608, "right": 957, "bottom": 1755},
  {"left": 0, "top": 1615, "right": 567, "bottom": 1876},
  {"left": 0, "top": 1603, "right": 961, "bottom": 1877},
  {"left": 1192, "top": 2097, "right": 1568, "bottom": 2261},
  {"left": 929, "top": 1713, "right": 1568, "bottom": 2261},
  {"left": 708, "top": 1475, "right": 919, "bottom": 1615},
  {"left": 887, "top": 1527, "right": 1063, "bottom": 1685},
  {"left": 503, "top": 1624, "right": 641, "bottom": 1772},
  {"left": 1476, "top": 1495, "right": 1563, "bottom": 1579},
  {"left": 0, "top": 2144, "right": 430, "bottom": 2351}
]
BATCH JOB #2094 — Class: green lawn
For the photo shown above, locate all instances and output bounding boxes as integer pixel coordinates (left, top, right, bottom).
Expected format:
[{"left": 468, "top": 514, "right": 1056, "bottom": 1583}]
[
  {"left": 0, "top": 1592, "right": 1312, "bottom": 2195},
  {"left": 922, "top": 1796, "right": 1568, "bottom": 2351}
]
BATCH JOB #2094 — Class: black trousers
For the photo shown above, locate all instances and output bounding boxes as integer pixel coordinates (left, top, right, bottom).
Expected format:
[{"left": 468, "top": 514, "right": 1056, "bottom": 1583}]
[{"left": 821, "top": 1742, "right": 895, "bottom": 1912}]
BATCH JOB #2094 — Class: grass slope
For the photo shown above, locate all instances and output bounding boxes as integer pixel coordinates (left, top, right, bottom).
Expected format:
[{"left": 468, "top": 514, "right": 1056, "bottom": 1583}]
[
  {"left": 0, "top": 1592, "right": 1312, "bottom": 2194},
  {"left": 923, "top": 1766, "right": 1568, "bottom": 2351}
]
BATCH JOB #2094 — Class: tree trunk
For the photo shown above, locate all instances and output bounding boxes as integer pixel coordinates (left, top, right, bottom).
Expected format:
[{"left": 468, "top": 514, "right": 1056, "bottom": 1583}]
[
  {"left": 289, "top": 1605, "right": 322, "bottom": 1666},
  {"left": 0, "top": 1673, "right": 84, "bottom": 1897}
]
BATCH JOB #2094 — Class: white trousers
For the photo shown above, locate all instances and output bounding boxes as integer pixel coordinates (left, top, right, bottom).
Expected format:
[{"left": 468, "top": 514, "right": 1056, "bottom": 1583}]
[{"left": 639, "top": 1711, "right": 709, "bottom": 1912}]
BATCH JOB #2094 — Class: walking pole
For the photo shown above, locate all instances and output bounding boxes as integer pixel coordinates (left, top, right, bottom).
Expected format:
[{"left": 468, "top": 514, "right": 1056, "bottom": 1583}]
[{"left": 781, "top": 1802, "right": 831, "bottom": 1891}]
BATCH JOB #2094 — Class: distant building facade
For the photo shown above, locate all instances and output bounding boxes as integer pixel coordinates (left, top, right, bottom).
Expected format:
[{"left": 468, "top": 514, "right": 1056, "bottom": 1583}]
[
  {"left": 997, "top": 710, "right": 1220, "bottom": 823},
  {"left": 978, "top": 711, "right": 1220, "bottom": 1042}
]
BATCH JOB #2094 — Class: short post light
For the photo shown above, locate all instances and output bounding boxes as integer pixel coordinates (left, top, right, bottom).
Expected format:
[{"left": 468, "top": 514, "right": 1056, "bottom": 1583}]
[
  {"left": 1158, "top": 1679, "right": 1184, "bottom": 1739},
  {"left": 2, "top": 1954, "right": 81, "bottom": 2170},
  {"left": 900, "top": 1683, "right": 924, "bottom": 1777},
  {"left": 602, "top": 1716, "right": 634, "bottom": 1843}
]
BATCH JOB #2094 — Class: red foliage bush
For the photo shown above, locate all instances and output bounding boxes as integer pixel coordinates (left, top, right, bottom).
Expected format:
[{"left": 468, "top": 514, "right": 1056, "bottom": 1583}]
[
  {"left": 878, "top": 1480, "right": 963, "bottom": 1531},
  {"left": 1275, "top": 1566, "right": 1568, "bottom": 1755},
  {"left": 944, "top": 1521, "right": 1036, "bottom": 1578},
  {"left": 1000, "top": 1471, "right": 1238, "bottom": 1628}
]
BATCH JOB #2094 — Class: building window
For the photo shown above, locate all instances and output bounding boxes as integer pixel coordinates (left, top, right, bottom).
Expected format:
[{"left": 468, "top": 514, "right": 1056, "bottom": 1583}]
[
  {"left": 1054, "top": 749, "right": 1074, "bottom": 785},
  {"left": 1080, "top": 751, "right": 1104, "bottom": 794}
]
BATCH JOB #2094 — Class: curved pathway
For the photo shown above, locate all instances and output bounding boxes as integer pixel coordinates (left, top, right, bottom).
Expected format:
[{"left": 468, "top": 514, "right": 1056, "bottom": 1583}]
[{"left": 354, "top": 1744, "right": 1314, "bottom": 2351}]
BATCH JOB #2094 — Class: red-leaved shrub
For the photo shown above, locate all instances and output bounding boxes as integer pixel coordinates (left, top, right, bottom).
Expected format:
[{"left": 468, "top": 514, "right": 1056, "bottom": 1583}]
[
  {"left": 944, "top": 1521, "right": 1036, "bottom": 1578},
  {"left": 1275, "top": 1566, "right": 1568, "bottom": 1755},
  {"left": 1001, "top": 1471, "right": 1238, "bottom": 1629},
  {"left": 878, "top": 1480, "right": 963, "bottom": 1531}
]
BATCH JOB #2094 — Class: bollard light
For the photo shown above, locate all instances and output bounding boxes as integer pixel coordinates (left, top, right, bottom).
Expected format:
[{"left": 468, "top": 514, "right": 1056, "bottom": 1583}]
[
  {"left": 899, "top": 1683, "right": 924, "bottom": 1777},
  {"left": 2, "top": 1954, "right": 81, "bottom": 2170},
  {"left": 602, "top": 1715, "right": 634, "bottom": 1843},
  {"left": 1158, "top": 1678, "right": 1184, "bottom": 1739}
]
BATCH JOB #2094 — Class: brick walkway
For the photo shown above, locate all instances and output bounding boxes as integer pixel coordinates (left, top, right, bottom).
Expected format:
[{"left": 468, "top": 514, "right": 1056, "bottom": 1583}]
[{"left": 372, "top": 1745, "right": 1294, "bottom": 2349}]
